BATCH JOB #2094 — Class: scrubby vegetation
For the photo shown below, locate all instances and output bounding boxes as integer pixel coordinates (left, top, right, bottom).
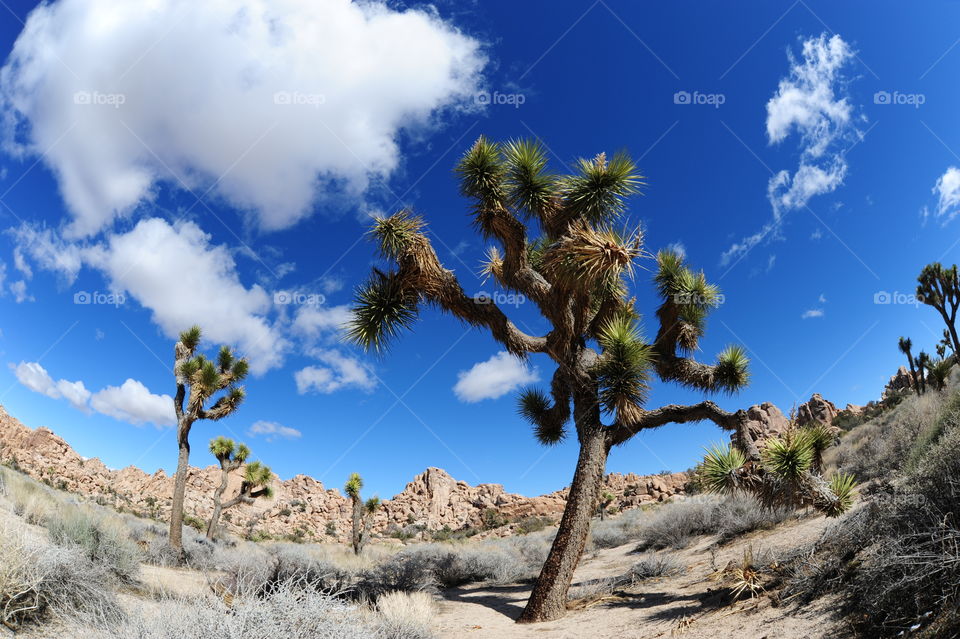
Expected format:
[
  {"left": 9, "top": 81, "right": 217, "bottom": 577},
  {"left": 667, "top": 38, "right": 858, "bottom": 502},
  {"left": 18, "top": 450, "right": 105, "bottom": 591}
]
[
  {"left": 782, "top": 374, "right": 960, "bottom": 637},
  {"left": 590, "top": 494, "right": 792, "bottom": 551}
]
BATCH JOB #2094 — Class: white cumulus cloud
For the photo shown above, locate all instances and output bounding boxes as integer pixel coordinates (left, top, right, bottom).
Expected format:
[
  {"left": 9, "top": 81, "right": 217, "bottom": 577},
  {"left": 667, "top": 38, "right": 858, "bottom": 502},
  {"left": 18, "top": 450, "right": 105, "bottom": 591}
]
[
  {"left": 90, "top": 379, "right": 175, "bottom": 427},
  {"left": 248, "top": 420, "right": 302, "bottom": 441},
  {"left": 453, "top": 351, "right": 539, "bottom": 403},
  {"left": 84, "top": 218, "right": 287, "bottom": 374},
  {"left": 722, "top": 34, "right": 860, "bottom": 267},
  {"left": 1, "top": 0, "right": 486, "bottom": 237},
  {"left": 295, "top": 350, "right": 376, "bottom": 394},
  {"left": 801, "top": 309, "right": 824, "bottom": 319},
  {"left": 13, "top": 361, "right": 172, "bottom": 422}
]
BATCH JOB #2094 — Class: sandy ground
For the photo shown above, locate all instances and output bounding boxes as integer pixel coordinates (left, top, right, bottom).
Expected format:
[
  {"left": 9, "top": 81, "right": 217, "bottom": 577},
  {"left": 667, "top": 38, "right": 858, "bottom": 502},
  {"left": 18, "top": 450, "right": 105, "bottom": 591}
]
[{"left": 434, "top": 514, "right": 839, "bottom": 639}]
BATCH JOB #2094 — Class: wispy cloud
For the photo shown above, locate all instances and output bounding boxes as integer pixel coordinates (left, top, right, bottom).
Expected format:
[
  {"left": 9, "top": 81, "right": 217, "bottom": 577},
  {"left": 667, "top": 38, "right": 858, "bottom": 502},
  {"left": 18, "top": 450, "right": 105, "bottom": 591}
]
[
  {"left": 925, "top": 166, "right": 960, "bottom": 224},
  {"left": 801, "top": 308, "right": 824, "bottom": 319},
  {"left": 248, "top": 420, "right": 302, "bottom": 441},
  {"left": 722, "top": 34, "right": 861, "bottom": 266}
]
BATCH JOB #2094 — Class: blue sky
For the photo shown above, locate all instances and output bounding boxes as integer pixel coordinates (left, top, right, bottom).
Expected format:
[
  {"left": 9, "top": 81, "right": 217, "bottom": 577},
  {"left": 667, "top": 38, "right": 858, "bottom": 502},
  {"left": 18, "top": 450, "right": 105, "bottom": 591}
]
[{"left": 0, "top": 0, "right": 958, "bottom": 499}]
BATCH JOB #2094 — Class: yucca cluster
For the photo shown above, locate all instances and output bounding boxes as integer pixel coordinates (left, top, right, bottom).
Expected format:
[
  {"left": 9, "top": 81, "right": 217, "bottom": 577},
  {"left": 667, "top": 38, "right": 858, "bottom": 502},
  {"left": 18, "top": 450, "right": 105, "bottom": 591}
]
[{"left": 697, "top": 422, "right": 856, "bottom": 518}]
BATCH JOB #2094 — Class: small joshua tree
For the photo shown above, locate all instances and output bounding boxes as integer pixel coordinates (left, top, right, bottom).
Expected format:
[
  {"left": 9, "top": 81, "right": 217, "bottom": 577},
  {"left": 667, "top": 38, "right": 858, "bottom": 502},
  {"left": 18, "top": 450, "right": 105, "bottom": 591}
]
[
  {"left": 345, "top": 137, "right": 830, "bottom": 622},
  {"left": 205, "top": 437, "right": 273, "bottom": 539},
  {"left": 898, "top": 336, "right": 920, "bottom": 394},
  {"left": 345, "top": 473, "right": 380, "bottom": 555},
  {"left": 917, "top": 351, "right": 931, "bottom": 394},
  {"left": 597, "top": 491, "right": 615, "bottom": 521},
  {"left": 938, "top": 328, "right": 954, "bottom": 359},
  {"left": 169, "top": 326, "right": 249, "bottom": 559},
  {"left": 917, "top": 263, "right": 960, "bottom": 354}
]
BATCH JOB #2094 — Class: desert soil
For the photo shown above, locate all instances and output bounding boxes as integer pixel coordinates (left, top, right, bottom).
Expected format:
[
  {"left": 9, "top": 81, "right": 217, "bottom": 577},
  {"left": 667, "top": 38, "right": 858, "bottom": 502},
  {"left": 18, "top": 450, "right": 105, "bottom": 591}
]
[{"left": 435, "top": 513, "right": 839, "bottom": 639}]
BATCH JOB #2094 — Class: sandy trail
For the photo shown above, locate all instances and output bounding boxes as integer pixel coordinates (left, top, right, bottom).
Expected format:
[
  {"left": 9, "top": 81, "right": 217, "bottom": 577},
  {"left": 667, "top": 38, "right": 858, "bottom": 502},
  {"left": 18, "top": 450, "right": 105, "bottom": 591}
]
[{"left": 434, "top": 513, "right": 838, "bottom": 639}]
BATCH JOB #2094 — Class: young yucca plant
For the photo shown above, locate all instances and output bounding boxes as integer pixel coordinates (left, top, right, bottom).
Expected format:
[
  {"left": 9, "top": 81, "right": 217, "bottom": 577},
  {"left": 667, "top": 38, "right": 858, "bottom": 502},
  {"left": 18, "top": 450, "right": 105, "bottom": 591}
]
[
  {"left": 762, "top": 431, "right": 814, "bottom": 481},
  {"left": 797, "top": 423, "right": 835, "bottom": 473},
  {"left": 824, "top": 473, "right": 857, "bottom": 517},
  {"left": 699, "top": 443, "right": 746, "bottom": 494}
]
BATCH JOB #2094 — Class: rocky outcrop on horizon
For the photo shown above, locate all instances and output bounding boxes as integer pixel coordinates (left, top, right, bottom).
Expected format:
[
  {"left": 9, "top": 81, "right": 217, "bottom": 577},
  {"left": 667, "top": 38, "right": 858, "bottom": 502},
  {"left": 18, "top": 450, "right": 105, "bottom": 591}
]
[
  {"left": 0, "top": 406, "right": 687, "bottom": 542},
  {"left": 796, "top": 393, "right": 841, "bottom": 427}
]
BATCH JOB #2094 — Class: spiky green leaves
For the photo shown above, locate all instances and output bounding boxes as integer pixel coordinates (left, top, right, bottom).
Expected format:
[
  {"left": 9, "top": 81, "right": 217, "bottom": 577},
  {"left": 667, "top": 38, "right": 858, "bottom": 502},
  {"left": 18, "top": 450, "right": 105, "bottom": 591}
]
[
  {"left": 518, "top": 388, "right": 565, "bottom": 445},
  {"left": 365, "top": 496, "right": 381, "bottom": 514},
  {"left": 926, "top": 357, "right": 954, "bottom": 391},
  {"left": 231, "top": 358, "right": 249, "bottom": 382},
  {"left": 824, "top": 473, "right": 857, "bottom": 517},
  {"left": 209, "top": 436, "right": 251, "bottom": 465},
  {"left": 698, "top": 443, "right": 746, "bottom": 494},
  {"left": 654, "top": 250, "right": 723, "bottom": 353},
  {"left": 344, "top": 472, "right": 363, "bottom": 499},
  {"left": 179, "top": 325, "right": 202, "bottom": 351},
  {"left": 502, "top": 139, "right": 555, "bottom": 219},
  {"left": 371, "top": 211, "right": 426, "bottom": 260},
  {"left": 346, "top": 270, "right": 419, "bottom": 354},
  {"left": 209, "top": 436, "right": 235, "bottom": 461},
  {"left": 199, "top": 360, "right": 221, "bottom": 393},
  {"left": 559, "top": 151, "right": 643, "bottom": 225},
  {"left": 762, "top": 432, "right": 814, "bottom": 481},
  {"left": 205, "top": 387, "right": 245, "bottom": 421},
  {"left": 244, "top": 461, "right": 272, "bottom": 487},
  {"left": 714, "top": 345, "right": 751, "bottom": 393},
  {"left": 594, "top": 316, "right": 654, "bottom": 423},
  {"left": 455, "top": 136, "right": 505, "bottom": 204},
  {"left": 217, "top": 346, "right": 234, "bottom": 373}
]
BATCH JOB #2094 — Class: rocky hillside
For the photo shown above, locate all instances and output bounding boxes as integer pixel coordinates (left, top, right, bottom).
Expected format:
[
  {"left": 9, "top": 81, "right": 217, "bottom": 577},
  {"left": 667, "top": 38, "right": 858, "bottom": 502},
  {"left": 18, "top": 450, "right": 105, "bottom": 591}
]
[
  {"left": 0, "top": 406, "right": 687, "bottom": 542},
  {"left": 0, "top": 391, "right": 855, "bottom": 543}
]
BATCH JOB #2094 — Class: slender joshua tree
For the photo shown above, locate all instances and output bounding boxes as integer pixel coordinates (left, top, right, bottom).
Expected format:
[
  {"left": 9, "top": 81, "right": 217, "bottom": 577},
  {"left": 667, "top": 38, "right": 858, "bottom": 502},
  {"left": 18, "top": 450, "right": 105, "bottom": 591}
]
[
  {"left": 346, "top": 137, "right": 778, "bottom": 622},
  {"left": 898, "top": 336, "right": 920, "bottom": 394},
  {"left": 169, "top": 326, "right": 249, "bottom": 559},
  {"left": 205, "top": 437, "right": 273, "bottom": 539},
  {"left": 344, "top": 473, "right": 379, "bottom": 555}
]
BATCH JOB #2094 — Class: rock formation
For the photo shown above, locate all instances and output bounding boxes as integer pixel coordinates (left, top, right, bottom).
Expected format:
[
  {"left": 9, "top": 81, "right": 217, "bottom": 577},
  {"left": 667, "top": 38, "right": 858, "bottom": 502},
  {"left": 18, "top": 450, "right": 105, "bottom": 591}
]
[
  {"left": 796, "top": 393, "right": 840, "bottom": 427},
  {"left": 0, "top": 406, "right": 688, "bottom": 543}
]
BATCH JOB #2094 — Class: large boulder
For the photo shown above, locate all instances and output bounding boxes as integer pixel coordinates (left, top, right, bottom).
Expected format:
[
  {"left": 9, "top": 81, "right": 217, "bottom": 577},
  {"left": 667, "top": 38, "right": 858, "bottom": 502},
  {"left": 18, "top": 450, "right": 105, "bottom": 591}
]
[{"left": 796, "top": 393, "right": 840, "bottom": 426}]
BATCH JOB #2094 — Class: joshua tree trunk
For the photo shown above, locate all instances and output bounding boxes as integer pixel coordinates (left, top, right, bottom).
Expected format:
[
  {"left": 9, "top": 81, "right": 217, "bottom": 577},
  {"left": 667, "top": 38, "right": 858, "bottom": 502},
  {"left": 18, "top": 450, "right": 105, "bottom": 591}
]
[
  {"left": 351, "top": 496, "right": 363, "bottom": 555},
  {"left": 519, "top": 397, "right": 609, "bottom": 623},
  {"left": 205, "top": 467, "right": 230, "bottom": 540},
  {"left": 169, "top": 423, "right": 191, "bottom": 558},
  {"left": 907, "top": 355, "right": 919, "bottom": 394}
]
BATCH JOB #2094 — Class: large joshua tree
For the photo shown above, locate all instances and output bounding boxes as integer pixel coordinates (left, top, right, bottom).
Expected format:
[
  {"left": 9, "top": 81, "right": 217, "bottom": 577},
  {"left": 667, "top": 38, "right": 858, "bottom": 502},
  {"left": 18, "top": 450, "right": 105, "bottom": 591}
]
[
  {"left": 346, "top": 137, "right": 778, "bottom": 622},
  {"left": 205, "top": 437, "right": 273, "bottom": 540},
  {"left": 169, "top": 326, "right": 249, "bottom": 558},
  {"left": 898, "top": 336, "right": 920, "bottom": 394},
  {"left": 917, "top": 262, "right": 960, "bottom": 354}
]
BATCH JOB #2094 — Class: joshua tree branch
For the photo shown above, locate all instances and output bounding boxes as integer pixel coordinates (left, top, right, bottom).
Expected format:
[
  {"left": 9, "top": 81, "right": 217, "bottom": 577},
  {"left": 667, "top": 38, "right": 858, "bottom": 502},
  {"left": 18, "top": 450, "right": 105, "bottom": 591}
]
[
  {"left": 394, "top": 240, "right": 549, "bottom": 355},
  {"left": 610, "top": 400, "right": 760, "bottom": 460}
]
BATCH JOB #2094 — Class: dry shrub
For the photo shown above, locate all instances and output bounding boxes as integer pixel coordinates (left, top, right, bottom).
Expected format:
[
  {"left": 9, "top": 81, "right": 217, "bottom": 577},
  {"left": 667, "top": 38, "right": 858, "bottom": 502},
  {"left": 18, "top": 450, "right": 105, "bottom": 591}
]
[{"left": 0, "top": 524, "right": 122, "bottom": 630}]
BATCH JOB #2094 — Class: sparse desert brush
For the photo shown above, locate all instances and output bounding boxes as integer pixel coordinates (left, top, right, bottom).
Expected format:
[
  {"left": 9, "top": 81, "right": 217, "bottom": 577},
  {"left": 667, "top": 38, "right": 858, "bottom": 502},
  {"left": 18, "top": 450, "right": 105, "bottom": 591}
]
[
  {"left": 0, "top": 523, "right": 122, "bottom": 630},
  {"left": 79, "top": 583, "right": 430, "bottom": 639},
  {"left": 376, "top": 591, "right": 436, "bottom": 639},
  {"left": 589, "top": 494, "right": 790, "bottom": 552},
  {"left": 46, "top": 507, "right": 142, "bottom": 583}
]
